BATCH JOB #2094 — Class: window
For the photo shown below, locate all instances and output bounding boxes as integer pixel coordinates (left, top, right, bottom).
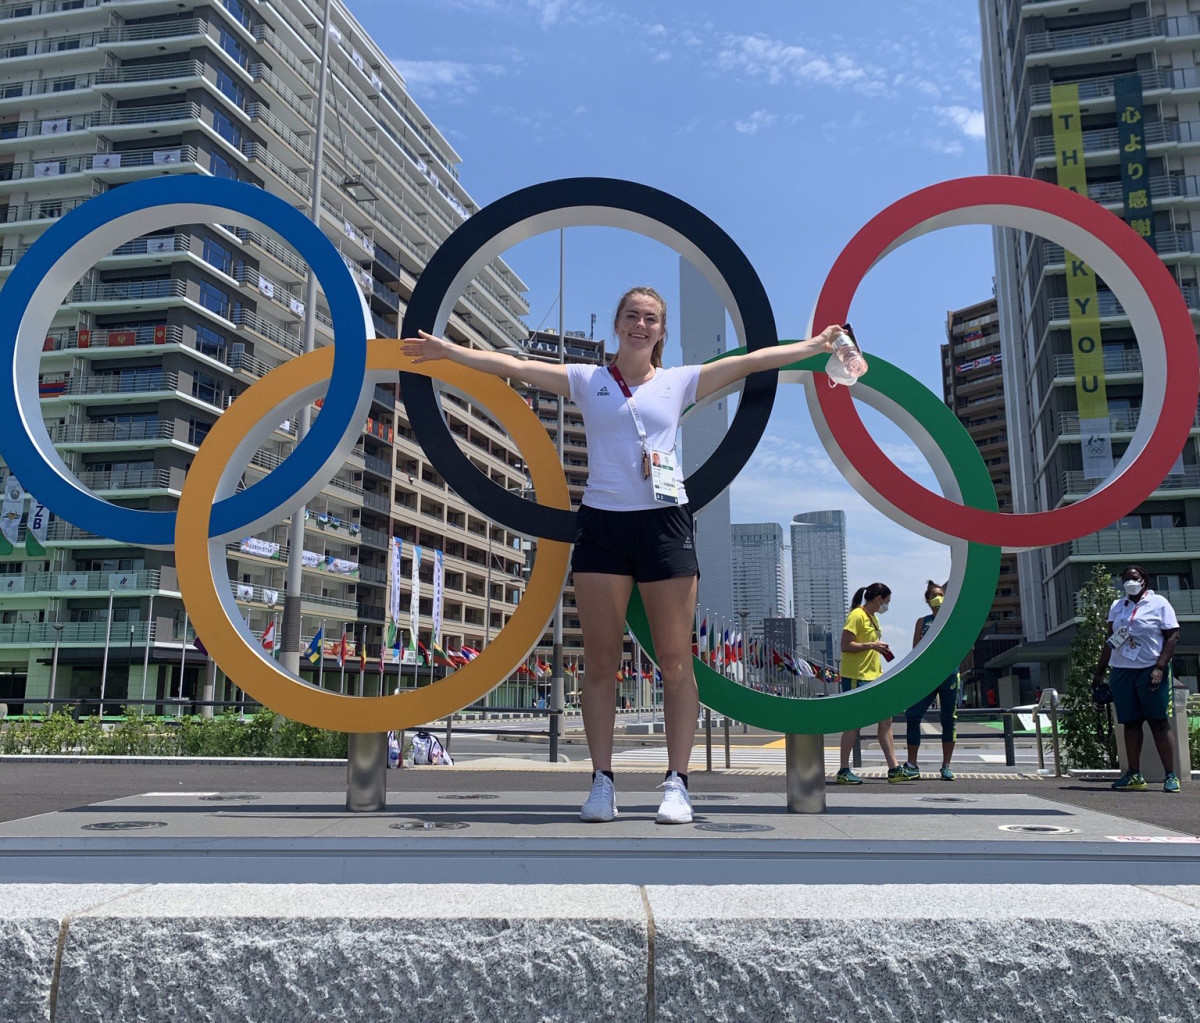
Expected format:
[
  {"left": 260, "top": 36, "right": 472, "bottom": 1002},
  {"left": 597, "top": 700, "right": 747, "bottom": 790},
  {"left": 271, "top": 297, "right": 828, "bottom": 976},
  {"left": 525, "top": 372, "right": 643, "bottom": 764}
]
[
  {"left": 215, "top": 68, "right": 245, "bottom": 108},
  {"left": 199, "top": 280, "right": 231, "bottom": 318},
  {"left": 212, "top": 109, "right": 242, "bottom": 148},
  {"left": 51, "top": 78, "right": 76, "bottom": 93},
  {"left": 201, "top": 237, "right": 233, "bottom": 276},
  {"left": 219, "top": 28, "right": 249, "bottom": 69},
  {"left": 196, "top": 324, "right": 227, "bottom": 358},
  {"left": 1154, "top": 573, "right": 1192, "bottom": 591},
  {"left": 192, "top": 371, "right": 220, "bottom": 405},
  {"left": 187, "top": 418, "right": 212, "bottom": 446},
  {"left": 209, "top": 150, "right": 239, "bottom": 180}
]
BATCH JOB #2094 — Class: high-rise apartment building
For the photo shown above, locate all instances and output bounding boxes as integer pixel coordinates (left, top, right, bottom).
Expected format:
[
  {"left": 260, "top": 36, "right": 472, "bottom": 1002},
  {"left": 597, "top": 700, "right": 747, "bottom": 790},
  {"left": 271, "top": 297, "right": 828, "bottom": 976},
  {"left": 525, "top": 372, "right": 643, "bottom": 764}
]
[
  {"left": 0, "top": 0, "right": 540, "bottom": 711},
  {"left": 790, "top": 510, "right": 848, "bottom": 667},
  {"left": 731, "top": 521, "right": 787, "bottom": 647},
  {"left": 980, "top": 0, "right": 1200, "bottom": 690},
  {"left": 941, "top": 297, "right": 1023, "bottom": 702}
]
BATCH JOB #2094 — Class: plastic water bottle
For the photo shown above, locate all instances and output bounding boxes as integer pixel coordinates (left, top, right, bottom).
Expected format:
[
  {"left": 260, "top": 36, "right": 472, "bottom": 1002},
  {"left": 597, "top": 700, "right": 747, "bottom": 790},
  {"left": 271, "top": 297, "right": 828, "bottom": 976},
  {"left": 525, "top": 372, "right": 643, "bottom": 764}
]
[{"left": 826, "top": 325, "right": 868, "bottom": 387}]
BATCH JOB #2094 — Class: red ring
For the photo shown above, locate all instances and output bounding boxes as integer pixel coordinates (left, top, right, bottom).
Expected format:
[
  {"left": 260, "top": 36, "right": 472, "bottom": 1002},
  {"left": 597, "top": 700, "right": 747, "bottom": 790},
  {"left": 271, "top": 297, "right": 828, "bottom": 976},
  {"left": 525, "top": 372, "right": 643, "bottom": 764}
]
[{"left": 812, "top": 176, "right": 1198, "bottom": 548}]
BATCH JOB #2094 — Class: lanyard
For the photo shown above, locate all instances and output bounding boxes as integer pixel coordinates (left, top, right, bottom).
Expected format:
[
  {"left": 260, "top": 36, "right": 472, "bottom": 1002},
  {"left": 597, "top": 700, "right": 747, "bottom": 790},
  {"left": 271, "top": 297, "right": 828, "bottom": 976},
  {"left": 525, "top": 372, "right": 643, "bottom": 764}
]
[{"left": 607, "top": 364, "right": 651, "bottom": 475}]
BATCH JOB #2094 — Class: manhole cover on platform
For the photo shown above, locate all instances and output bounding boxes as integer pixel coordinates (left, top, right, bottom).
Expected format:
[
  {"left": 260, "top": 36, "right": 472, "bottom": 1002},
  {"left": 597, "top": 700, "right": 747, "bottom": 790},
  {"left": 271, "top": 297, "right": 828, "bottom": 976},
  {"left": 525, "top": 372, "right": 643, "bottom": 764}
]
[
  {"left": 689, "top": 794, "right": 736, "bottom": 802},
  {"left": 389, "top": 821, "right": 470, "bottom": 831},
  {"left": 81, "top": 821, "right": 168, "bottom": 831},
  {"left": 199, "top": 794, "right": 262, "bottom": 801},
  {"left": 916, "top": 796, "right": 978, "bottom": 804},
  {"left": 437, "top": 794, "right": 500, "bottom": 800},
  {"left": 694, "top": 823, "right": 774, "bottom": 833},
  {"left": 998, "top": 824, "right": 1079, "bottom": 836}
]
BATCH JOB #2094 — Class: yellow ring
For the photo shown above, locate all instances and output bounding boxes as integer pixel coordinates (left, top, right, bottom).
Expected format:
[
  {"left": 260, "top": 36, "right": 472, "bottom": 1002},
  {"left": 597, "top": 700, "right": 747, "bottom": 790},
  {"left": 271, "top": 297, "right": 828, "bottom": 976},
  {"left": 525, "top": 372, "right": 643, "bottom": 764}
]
[{"left": 175, "top": 339, "right": 571, "bottom": 732}]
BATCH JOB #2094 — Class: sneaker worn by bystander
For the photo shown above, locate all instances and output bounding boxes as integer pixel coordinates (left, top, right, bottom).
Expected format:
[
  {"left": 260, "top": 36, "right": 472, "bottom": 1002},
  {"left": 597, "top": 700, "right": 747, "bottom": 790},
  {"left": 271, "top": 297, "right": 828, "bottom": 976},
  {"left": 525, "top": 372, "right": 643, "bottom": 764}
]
[
  {"left": 1111, "top": 771, "right": 1147, "bottom": 791},
  {"left": 580, "top": 772, "right": 618, "bottom": 822},
  {"left": 656, "top": 771, "right": 693, "bottom": 824}
]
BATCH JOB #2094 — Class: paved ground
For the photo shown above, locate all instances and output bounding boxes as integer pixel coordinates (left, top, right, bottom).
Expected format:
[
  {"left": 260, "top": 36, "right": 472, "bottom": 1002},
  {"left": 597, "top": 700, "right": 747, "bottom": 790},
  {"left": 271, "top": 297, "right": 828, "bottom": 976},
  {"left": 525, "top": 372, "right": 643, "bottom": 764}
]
[{"left": 1, "top": 758, "right": 1196, "bottom": 836}]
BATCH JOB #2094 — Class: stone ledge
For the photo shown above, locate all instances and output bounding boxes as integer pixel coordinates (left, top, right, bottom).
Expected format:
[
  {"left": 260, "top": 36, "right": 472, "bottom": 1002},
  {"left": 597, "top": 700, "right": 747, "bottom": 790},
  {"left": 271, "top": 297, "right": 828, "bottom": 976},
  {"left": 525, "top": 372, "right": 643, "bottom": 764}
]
[{"left": 2, "top": 884, "right": 1199, "bottom": 1022}]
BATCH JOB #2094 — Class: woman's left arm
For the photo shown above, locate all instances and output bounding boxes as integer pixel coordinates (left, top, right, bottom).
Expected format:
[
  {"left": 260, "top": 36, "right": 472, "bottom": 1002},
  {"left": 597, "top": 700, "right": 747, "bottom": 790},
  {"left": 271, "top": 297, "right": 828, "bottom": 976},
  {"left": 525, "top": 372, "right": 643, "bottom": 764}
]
[
  {"left": 1151, "top": 627, "right": 1181, "bottom": 689},
  {"left": 695, "top": 325, "right": 841, "bottom": 401}
]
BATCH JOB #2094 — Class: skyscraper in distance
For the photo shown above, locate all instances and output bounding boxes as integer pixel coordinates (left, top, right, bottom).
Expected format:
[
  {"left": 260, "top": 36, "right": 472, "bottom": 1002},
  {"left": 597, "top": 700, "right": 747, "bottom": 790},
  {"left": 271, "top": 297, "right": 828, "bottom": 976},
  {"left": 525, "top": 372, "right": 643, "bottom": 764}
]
[{"left": 790, "top": 510, "right": 848, "bottom": 667}]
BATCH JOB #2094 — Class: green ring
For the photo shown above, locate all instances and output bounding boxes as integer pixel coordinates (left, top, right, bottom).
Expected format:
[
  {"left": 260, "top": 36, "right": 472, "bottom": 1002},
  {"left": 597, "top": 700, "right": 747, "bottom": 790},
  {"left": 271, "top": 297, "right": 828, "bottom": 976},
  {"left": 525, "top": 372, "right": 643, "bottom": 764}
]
[{"left": 625, "top": 349, "right": 1002, "bottom": 734}]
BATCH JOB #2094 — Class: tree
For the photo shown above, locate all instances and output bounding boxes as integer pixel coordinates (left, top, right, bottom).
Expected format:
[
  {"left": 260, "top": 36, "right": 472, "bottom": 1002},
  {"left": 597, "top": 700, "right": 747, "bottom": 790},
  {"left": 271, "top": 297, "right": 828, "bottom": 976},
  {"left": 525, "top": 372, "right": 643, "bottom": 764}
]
[{"left": 1061, "top": 563, "right": 1118, "bottom": 769}]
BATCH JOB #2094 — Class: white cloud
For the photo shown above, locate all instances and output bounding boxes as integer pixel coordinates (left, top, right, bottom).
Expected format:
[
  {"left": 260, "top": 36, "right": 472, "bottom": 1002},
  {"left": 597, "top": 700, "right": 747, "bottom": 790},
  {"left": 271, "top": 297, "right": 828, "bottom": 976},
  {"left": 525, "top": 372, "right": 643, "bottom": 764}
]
[
  {"left": 527, "top": 0, "right": 571, "bottom": 28},
  {"left": 734, "top": 109, "right": 777, "bottom": 135},
  {"left": 936, "top": 105, "right": 986, "bottom": 140},
  {"left": 389, "top": 58, "right": 506, "bottom": 100},
  {"left": 717, "top": 34, "right": 890, "bottom": 97}
]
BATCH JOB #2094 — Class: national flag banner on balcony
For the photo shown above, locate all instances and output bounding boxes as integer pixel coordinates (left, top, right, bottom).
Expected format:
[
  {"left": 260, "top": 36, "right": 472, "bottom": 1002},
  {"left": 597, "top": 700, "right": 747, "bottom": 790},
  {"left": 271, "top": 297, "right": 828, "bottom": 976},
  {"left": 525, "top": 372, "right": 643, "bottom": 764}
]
[
  {"left": 236, "top": 583, "right": 254, "bottom": 602},
  {"left": 239, "top": 537, "right": 280, "bottom": 558},
  {"left": 0, "top": 477, "right": 25, "bottom": 553},
  {"left": 148, "top": 236, "right": 174, "bottom": 254},
  {"left": 153, "top": 325, "right": 167, "bottom": 344},
  {"left": 76, "top": 329, "right": 90, "bottom": 348},
  {"left": 257, "top": 275, "right": 274, "bottom": 299},
  {"left": 304, "top": 627, "right": 324, "bottom": 664},
  {"left": 92, "top": 153, "right": 121, "bottom": 169},
  {"left": 107, "top": 331, "right": 136, "bottom": 347},
  {"left": 963, "top": 329, "right": 984, "bottom": 342},
  {"left": 25, "top": 499, "right": 48, "bottom": 556},
  {"left": 263, "top": 588, "right": 278, "bottom": 607},
  {"left": 152, "top": 149, "right": 181, "bottom": 165},
  {"left": 1052, "top": 81, "right": 1113, "bottom": 482},
  {"left": 289, "top": 297, "right": 304, "bottom": 317},
  {"left": 408, "top": 544, "right": 422, "bottom": 657},
  {"left": 38, "top": 380, "right": 68, "bottom": 398},
  {"left": 260, "top": 620, "right": 276, "bottom": 655},
  {"left": 41, "top": 118, "right": 68, "bottom": 135},
  {"left": 35, "top": 161, "right": 61, "bottom": 177},
  {"left": 1114, "top": 73, "right": 1156, "bottom": 251}
]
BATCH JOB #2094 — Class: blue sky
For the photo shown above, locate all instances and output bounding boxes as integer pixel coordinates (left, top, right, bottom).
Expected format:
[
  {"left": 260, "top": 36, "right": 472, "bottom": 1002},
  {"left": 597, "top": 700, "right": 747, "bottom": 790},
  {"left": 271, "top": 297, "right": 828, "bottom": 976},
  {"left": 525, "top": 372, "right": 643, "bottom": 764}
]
[{"left": 354, "top": 0, "right": 995, "bottom": 655}]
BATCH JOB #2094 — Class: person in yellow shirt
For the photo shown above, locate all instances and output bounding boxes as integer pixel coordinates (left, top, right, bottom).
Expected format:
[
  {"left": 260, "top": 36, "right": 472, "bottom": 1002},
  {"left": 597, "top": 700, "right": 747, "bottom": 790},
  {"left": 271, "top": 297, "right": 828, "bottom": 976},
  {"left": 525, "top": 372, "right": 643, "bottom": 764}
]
[{"left": 836, "top": 582, "right": 908, "bottom": 784}]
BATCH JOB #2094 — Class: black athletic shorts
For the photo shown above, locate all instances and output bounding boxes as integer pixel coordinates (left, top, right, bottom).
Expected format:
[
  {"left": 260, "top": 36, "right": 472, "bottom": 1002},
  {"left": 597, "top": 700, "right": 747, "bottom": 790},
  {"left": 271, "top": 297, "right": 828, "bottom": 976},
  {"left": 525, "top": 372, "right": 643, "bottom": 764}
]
[{"left": 571, "top": 504, "right": 699, "bottom": 583}]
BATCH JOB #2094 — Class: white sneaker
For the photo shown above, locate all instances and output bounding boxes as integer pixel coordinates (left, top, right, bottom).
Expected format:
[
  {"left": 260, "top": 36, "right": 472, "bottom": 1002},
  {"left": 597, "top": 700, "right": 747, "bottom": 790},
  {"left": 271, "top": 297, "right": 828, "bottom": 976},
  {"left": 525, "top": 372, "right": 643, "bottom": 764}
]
[
  {"left": 580, "top": 772, "right": 618, "bottom": 822},
  {"left": 656, "top": 772, "right": 693, "bottom": 825}
]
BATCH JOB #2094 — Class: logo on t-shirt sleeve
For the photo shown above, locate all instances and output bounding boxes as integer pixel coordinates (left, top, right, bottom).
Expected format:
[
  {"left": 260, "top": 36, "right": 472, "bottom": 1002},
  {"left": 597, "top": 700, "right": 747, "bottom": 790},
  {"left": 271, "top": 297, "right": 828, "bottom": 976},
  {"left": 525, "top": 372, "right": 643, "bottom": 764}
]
[{"left": 596, "top": 385, "right": 610, "bottom": 396}]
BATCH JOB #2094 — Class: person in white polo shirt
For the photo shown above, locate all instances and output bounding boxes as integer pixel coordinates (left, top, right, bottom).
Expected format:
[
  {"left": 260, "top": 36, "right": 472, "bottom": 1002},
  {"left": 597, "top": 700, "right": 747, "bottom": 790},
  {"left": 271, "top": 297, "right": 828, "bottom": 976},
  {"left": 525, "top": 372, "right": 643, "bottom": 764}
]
[{"left": 1091, "top": 564, "right": 1181, "bottom": 793}]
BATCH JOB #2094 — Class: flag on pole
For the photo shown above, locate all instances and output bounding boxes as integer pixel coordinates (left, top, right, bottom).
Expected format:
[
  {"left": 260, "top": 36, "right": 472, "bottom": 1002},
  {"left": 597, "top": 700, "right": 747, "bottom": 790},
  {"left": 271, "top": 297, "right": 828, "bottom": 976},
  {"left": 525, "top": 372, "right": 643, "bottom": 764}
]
[
  {"left": 698, "top": 616, "right": 708, "bottom": 664},
  {"left": 304, "top": 627, "right": 324, "bottom": 664},
  {"left": 25, "top": 498, "right": 49, "bottom": 556},
  {"left": 260, "top": 620, "right": 276, "bottom": 655},
  {"left": 337, "top": 632, "right": 348, "bottom": 668},
  {"left": 359, "top": 640, "right": 367, "bottom": 674}
]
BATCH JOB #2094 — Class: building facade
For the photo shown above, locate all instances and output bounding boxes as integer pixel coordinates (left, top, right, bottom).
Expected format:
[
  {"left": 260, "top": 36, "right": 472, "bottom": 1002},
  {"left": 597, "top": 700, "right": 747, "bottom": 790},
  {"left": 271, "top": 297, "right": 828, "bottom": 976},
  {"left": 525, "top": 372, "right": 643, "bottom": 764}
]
[
  {"left": 980, "top": 0, "right": 1200, "bottom": 691},
  {"left": 731, "top": 521, "right": 787, "bottom": 648},
  {"left": 790, "top": 510, "right": 848, "bottom": 668},
  {"left": 0, "top": 0, "right": 541, "bottom": 712},
  {"left": 941, "top": 297, "right": 1023, "bottom": 701}
]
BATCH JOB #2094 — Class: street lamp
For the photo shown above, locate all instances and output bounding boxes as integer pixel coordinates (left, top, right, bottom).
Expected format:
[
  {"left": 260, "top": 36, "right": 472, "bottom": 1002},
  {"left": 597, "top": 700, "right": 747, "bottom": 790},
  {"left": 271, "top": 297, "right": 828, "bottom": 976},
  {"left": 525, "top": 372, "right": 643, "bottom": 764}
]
[
  {"left": 48, "top": 622, "right": 64, "bottom": 716},
  {"left": 127, "top": 624, "right": 135, "bottom": 713}
]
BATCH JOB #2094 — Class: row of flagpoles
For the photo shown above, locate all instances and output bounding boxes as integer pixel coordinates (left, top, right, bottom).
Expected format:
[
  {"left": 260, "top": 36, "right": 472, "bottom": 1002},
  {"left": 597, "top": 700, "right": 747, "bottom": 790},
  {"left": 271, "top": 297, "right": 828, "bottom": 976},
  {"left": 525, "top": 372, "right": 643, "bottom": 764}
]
[{"left": 693, "top": 610, "right": 841, "bottom": 695}]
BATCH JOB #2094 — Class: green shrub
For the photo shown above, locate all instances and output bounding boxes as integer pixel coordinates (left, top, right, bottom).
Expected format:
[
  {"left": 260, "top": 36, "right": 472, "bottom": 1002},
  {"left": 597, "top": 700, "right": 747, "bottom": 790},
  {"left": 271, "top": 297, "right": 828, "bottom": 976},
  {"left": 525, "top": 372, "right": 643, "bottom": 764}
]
[{"left": 1061, "top": 564, "right": 1119, "bottom": 770}]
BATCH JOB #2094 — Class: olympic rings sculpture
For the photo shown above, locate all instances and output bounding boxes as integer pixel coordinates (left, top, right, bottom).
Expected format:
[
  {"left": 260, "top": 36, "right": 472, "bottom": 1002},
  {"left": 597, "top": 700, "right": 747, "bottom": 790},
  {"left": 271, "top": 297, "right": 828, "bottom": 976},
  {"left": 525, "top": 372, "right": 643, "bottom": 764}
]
[{"left": 3, "top": 174, "right": 1195, "bottom": 734}]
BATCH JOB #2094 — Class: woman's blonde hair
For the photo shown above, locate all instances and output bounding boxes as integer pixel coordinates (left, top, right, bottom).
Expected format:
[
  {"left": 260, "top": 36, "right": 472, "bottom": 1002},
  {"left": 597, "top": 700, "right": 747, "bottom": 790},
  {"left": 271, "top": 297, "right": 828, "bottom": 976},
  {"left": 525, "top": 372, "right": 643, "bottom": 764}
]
[{"left": 613, "top": 286, "right": 667, "bottom": 368}]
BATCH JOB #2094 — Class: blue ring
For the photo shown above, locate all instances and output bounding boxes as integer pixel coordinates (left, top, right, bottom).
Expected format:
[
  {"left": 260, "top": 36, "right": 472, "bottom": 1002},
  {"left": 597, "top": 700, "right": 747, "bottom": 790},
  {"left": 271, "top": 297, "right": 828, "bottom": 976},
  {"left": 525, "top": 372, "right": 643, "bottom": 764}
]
[{"left": 0, "top": 176, "right": 367, "bottom": 546}]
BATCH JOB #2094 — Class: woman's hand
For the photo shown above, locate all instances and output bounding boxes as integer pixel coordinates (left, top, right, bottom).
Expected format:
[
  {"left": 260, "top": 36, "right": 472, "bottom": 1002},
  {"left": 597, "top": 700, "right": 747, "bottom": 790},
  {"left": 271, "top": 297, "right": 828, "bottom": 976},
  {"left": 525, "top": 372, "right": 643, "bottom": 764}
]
[
  {"left": 400, "top": 329, "right": 452, "bottom": 363},
  {"left": 813, "top": 324, "right": 841, "bottom": 351}
]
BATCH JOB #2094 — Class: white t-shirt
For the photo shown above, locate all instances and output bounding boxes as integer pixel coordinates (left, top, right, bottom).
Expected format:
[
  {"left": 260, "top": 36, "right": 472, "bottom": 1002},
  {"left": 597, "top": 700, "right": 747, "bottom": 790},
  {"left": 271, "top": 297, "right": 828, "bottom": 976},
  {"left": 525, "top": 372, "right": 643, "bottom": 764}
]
[
  {"left": 1107, "top": 590, "right": 1179, "bottom": 669},
  {"left": 566, "top": 363, "right": 701, "bottom": 511}
]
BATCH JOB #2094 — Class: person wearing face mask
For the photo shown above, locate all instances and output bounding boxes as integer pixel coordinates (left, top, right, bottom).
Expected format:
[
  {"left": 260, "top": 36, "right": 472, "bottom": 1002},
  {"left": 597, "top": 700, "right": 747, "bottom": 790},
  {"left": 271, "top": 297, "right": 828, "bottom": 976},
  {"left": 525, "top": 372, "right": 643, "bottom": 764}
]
[
  {"left": 1092, "top": 565, "right": 1181, "bottom": 792},
  {"left": 898, "top": 580, "right": 959, "bottom": 781},
  {"left": 836, "top": 582, "right": 909, "bottom": 784}
]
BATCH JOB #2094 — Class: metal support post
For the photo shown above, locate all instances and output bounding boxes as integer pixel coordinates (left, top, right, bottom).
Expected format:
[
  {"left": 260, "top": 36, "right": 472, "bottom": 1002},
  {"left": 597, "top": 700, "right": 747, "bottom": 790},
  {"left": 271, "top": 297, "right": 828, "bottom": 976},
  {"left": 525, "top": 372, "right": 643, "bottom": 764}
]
[
  {"left": 704, "top": 707, "right": 713, "bottom": 772},
  {"left": 786, "top": 732, "right": 826, "bottom": 813},
  {"left": 346, "top": 732, "right": 387, "bottom": 812},
  {"left": 1002, "top": 712, "right": 1015, "bottom": 767}
]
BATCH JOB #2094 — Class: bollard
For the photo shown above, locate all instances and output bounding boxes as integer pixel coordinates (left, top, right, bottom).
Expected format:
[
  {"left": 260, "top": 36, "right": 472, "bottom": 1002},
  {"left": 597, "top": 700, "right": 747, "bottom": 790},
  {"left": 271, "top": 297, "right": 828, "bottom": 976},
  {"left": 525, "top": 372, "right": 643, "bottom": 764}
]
[
  {"left": 346, "top": 732, "right": 387, "bottom": 812},
  {"left": 724, "top": 716, "right": 731, "bottom": 770},
  {"left": 785, "top": 733, "right": 826, "bottom": 813},
  {"left": 1003, "top": 712, "right": 1015, "bottom": 766},
  {"left": 704, "top": 708, "right": 713, "bottom": 772}
]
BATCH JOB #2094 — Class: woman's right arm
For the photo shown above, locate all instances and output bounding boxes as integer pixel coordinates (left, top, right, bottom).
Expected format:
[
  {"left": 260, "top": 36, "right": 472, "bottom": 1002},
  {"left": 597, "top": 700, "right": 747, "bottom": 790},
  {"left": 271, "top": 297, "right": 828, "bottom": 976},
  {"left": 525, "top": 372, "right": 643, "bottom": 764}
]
[
  {"left": 842, "top": 622, "right": 885, "bottom": 654},
  {"left": 1092, "top": 622, "right": 1114, "bottom": 683},
  {"left": 401, "top": 330, "right": 571, "bottom": 396}
]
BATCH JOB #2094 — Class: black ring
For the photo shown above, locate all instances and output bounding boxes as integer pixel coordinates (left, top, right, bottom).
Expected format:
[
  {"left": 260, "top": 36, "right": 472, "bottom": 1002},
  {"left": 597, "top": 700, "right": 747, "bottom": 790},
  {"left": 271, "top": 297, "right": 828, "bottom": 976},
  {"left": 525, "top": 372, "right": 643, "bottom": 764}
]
[{"left": 399, "top": 177, "right": 779, "bottom": 542}]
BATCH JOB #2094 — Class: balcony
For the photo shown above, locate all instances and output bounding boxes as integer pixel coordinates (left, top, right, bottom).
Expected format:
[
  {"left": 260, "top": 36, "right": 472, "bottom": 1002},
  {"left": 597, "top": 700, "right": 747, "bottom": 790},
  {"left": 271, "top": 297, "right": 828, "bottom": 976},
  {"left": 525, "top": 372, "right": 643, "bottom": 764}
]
[
  {"left": 41, "top": 324, "right": 183, "bottom": 352},
  {"left": 76, "top": 467, "right": 179, "bottom": 492},
  {"left": 0, "top": 0, "right": 104, "bottom": 20},
  {"left": 1029, "top": 66, "right": 1198, "bottom": 107},
  {"left": 1057, "top": 406, "right": 1200, "bottom": 434},
  {"left": 49, "top": 421, "right": 177, "bottom": 446},
  {"left": 1044, "top": 229, "right": 1200, "bottom": 263},
  {"left": 0, "top": 621, "right": 153, "bottom": 646},
  {"left": 1046, "top": 286, "right": 1200, "bottom": 321},
  {"left": 1033, "top": 120, "right": 1200, "bottom": 161},
  {"left": 1063, "top": 466, "right": 1200, "bottom": 496},
  {"left": 1025, "top": 16, "right": 1166, "bottom": 56},
  {"left": 0, "top": 569, "right": 163, "bottom": 596},
  {"left": 1087, "top": 175, "right": 1200, "bottom": 207},
  {"left": 1051, "top": 350, "right": 1143, "bottom": 377},
  {"left": 68, "top": 279, "right": 186, "bottom": 305},
  {"left": 0, "top": 102, "right": 202, "bottom": 143},
  {"left": 54, "top": 371, "right": 177, "bottom": 399},
  {"left": 1070, "top": 526, "right": 1200, "bottom": 557}
]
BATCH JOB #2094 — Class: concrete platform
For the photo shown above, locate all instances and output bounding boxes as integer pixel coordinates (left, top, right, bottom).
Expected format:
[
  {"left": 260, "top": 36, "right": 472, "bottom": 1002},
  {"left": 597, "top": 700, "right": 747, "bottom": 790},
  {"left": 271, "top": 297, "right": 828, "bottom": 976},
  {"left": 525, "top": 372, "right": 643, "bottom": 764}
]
[{"left": 1, "top": 787, "right": 1198, "bottom": 885}]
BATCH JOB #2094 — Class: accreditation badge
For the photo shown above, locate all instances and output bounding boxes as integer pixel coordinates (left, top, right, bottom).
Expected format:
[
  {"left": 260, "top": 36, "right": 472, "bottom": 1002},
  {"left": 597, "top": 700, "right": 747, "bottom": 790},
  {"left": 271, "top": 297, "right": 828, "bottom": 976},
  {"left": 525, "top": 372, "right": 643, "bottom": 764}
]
[{"left": 650, "top": 447, "right": 679, "bottom": 504}]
